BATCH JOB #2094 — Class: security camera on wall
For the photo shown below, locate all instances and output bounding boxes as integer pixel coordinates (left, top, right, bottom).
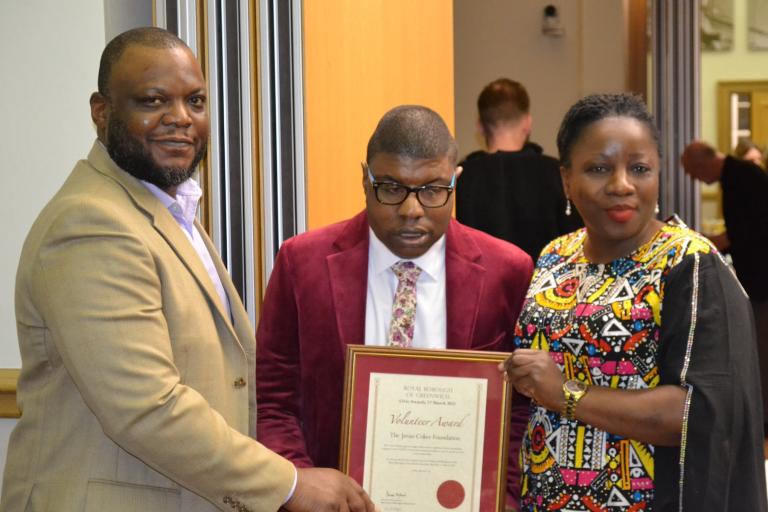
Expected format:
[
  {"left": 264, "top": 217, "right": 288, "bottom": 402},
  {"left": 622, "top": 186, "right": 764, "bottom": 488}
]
[{"left": 543, "top": 4, "right": 565, "bottom": 37}]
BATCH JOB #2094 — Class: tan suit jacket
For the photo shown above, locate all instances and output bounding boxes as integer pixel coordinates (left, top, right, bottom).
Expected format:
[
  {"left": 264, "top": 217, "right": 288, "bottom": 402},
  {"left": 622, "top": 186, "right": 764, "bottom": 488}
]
[{"left": 1, "top": 142, "right": 294, "bottom": 512}]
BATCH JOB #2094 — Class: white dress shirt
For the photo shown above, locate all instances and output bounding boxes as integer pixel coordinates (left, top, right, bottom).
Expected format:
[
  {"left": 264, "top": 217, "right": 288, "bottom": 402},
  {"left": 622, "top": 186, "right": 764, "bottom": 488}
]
[{"left": 365, "top": 228, "right": 447, "bottom": 348}]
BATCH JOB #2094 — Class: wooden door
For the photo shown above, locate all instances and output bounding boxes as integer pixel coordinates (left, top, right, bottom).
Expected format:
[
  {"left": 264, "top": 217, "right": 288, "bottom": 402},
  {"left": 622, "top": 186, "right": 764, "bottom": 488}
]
[
  {"left": 717, "top": 81, "right": 768, "bottom": 153},
  {"left": 751, "top": 90, "right": 768, "bottom": 148}
]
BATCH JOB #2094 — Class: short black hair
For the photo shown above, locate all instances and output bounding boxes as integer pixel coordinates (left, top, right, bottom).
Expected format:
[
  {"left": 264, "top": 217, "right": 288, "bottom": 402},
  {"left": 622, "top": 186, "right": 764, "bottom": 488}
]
[
  {"left": 366, "top": 105, "right": 458, "bottom": 166},
  {"left": 477, "top": 78, "right": 530, "bottom": 132},
  {"left": 556, "top": 93, "right": 660, "bottom": 168},
  {"left": 98, "top": 27, "right": 187, "bottom": 97}
]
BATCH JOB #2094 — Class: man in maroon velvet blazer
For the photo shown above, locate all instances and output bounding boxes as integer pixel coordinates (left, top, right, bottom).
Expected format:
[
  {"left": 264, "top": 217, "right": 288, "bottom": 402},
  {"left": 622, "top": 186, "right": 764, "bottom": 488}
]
[{"left": 256, "top": 105, "right": 534, "bottom": 510}]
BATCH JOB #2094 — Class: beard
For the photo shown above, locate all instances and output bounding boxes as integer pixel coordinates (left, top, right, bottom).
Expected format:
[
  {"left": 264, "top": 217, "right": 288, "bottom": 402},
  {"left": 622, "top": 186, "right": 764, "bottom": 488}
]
[{"left": 106, "top": 115, "right": 207, "bottom": 191}]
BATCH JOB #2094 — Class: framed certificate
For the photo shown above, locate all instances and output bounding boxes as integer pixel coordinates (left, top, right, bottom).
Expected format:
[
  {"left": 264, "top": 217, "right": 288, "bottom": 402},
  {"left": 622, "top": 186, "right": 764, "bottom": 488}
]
[{"left": 340, "top": 345, "right": 512, "bottom": 512}]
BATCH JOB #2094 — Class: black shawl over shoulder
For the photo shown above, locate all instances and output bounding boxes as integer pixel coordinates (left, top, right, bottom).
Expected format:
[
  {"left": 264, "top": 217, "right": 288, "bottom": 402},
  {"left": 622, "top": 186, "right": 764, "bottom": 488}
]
[{"left": 655, "top": 252, "right": 767, "bottom": 511}]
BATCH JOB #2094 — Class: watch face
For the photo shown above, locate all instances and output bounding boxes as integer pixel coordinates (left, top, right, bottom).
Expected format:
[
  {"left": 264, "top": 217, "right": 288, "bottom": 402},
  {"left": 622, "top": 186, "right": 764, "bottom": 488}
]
[{"left": 565, "top": 380, "right": 587, "bottom": 393}]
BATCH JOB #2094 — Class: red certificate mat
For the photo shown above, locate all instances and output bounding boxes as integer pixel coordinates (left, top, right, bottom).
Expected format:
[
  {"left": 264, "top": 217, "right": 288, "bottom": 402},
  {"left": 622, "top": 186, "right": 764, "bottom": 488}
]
[{"left": 340, "top": 345, "right": 512, "bottom": 512}]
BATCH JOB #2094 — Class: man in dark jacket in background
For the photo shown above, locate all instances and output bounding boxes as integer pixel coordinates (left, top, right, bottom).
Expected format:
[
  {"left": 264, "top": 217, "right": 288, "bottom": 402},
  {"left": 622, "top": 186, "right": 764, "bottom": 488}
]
[
  {"left": 456, "top": 78, "right": 581, "bottom": 261},
  {"left": 682, "top": 139, "right": 768, "bottom": 429}
]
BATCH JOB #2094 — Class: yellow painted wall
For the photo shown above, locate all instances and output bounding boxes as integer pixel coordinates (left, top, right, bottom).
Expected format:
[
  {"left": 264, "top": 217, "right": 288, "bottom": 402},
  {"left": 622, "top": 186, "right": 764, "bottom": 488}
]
[
  {"left": 303, "top": 1, "right": 454, "bottom": 229},
  {"left": 701, "top": 0, "right": 768, "bottom": 146}
]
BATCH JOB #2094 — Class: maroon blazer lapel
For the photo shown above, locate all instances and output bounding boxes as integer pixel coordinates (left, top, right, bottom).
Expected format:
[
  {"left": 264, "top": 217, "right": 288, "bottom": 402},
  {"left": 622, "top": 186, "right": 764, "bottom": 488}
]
[
  {"left": 327, "top": 212, "right": 369, "bottom": 347},
  {"left": 445, "top": 220, "right": 485, "bottom": 349}
]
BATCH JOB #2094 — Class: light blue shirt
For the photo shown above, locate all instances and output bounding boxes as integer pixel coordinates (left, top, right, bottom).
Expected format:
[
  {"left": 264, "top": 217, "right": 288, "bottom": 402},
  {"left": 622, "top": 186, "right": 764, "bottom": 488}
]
[
  {"left": 141, "top": 178, "right": 298, "bottom": 502},
  {"left": 140, "top": 179, "right": 231, "bottom": 319}
]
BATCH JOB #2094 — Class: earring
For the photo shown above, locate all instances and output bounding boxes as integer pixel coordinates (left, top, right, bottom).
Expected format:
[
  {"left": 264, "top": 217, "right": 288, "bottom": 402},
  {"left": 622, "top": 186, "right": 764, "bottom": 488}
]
[
  {"left": 565, "top": 199, "right": 572, "bottom": 216},
  {"left": 655, "top": 202, "right": 660, "bottom": 215}
]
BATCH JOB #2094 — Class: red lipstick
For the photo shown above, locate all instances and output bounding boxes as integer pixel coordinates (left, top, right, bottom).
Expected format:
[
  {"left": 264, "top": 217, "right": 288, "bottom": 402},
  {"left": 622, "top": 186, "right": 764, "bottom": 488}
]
[{"left": 606, "top": 206, "right": 636, "bottom": 223}]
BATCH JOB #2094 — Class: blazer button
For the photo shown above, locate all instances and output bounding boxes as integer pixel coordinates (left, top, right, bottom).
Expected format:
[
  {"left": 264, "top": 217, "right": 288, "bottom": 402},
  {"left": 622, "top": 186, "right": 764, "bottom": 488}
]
[{"left": 233, "top": 377, "right": 247, "bottom": 388}]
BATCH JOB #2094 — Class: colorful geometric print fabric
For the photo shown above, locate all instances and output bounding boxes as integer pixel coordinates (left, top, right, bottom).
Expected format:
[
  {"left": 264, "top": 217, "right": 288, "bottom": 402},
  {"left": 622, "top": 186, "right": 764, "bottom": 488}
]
[{"left": 514, "top": 222, "right": 713, "bottom": 511}]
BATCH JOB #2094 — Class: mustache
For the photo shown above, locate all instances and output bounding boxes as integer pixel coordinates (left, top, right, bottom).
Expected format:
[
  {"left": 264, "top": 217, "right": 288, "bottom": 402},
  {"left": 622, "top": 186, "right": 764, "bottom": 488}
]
[{"left": 105, "top": 116, "right": 207, "bottom": 189}]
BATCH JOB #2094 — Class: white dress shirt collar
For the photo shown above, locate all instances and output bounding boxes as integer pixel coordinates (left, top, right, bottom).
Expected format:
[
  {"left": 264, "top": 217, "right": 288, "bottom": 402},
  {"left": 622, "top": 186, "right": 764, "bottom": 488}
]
[
  {"left": 367, "top": 227, "right": 445, "bottom": 280},
  {"left": 365, "top": 228, "right": 447, "bottom": 349},
  {"left": 141, "top": 178, "right": 202, "bottom": 236}
]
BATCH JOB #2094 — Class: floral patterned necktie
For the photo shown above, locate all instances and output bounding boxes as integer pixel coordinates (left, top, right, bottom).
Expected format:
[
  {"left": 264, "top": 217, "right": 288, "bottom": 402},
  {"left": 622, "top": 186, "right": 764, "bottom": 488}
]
[{"left": 388, "top": 260, "right": 422, "bottom": 348}]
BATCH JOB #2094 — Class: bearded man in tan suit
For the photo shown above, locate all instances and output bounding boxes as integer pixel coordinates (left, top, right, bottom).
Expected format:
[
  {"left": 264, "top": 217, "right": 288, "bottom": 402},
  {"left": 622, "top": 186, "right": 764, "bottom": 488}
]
[{"left": 1, "top": 27, "right": 374, "bottom": 512}]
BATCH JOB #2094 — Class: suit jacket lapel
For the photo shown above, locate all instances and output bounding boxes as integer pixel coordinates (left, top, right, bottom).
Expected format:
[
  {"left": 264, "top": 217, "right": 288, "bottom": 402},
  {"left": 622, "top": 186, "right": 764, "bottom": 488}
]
[
  {"left": 86, "top": 143, "right": 242, "bottom": 348},
  {"left": 196, "top": 220, "right": 250, "bottom": 354},
  {"left": 445, "top": 220, "right": 485, "bottom": 349},
  {"left": 327, "top": 212, "right": 369, "bottom": 347}
]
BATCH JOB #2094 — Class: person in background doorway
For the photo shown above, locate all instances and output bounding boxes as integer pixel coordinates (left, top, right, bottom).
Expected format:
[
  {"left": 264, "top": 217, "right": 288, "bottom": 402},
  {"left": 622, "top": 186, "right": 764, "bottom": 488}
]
[
  {"left": 682, "top": 139, "right": 768, "bottom": 434},
  {"left": 733, "top": 136, "right": 765, "bottom": 169}
]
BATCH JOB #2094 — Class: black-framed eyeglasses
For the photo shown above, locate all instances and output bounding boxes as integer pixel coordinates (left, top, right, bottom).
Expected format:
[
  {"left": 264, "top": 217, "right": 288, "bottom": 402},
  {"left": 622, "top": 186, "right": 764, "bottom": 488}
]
[{"left": 364, "top": 163, "right": 456, "bottom": 208}]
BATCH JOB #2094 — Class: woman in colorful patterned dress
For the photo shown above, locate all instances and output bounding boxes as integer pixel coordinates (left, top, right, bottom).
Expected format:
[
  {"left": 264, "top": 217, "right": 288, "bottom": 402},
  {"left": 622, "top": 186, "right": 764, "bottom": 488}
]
[{"left": 502, "top": 93, "right": 766, "bottom": 511}]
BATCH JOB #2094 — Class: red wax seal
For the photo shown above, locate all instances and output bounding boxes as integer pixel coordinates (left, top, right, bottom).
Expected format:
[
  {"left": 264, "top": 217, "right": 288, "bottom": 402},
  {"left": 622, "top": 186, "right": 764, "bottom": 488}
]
[{"left": 436, "top": 480, "right": 465, "bottom": 509}]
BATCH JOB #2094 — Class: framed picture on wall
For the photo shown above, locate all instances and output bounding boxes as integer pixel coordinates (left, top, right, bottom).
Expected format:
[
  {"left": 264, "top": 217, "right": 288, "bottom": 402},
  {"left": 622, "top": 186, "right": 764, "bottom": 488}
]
[
  {"left": 701, "top": 0, "right": 734, "bottom": 51},
  {"left": 749, "top": 0, "right": 768, "bottom": 50}
]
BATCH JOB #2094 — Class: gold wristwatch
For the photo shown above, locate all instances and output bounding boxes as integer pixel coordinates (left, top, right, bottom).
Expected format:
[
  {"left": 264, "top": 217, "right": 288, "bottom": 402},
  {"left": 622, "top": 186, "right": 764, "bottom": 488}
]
[{"left": 562, "top": 379, "right": 588, "bottom": 420}]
